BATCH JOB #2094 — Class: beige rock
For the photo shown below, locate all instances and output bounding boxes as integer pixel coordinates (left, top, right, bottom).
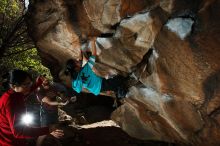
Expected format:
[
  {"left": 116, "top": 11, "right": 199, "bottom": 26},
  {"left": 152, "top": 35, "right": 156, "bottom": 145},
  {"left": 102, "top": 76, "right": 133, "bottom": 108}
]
[{"left": 26, "top": 0, "right": 220, "bottom": 145}]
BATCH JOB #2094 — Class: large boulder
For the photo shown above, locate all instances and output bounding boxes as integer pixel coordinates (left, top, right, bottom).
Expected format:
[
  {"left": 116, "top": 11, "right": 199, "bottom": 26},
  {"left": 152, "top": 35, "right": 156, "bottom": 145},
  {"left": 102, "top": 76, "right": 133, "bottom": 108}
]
[{"left": 27, "top": 0, "right": 220, "bottom": 145}]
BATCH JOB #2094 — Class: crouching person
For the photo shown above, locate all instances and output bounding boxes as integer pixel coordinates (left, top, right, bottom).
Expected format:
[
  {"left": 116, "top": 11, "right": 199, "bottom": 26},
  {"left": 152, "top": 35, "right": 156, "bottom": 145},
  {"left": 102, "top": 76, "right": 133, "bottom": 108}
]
[
  {"left": 0, "top": 69, "right": 64, "bottom": 146},
  {"left": 36, "top": 77, "right": 69, "bottom": 127}
]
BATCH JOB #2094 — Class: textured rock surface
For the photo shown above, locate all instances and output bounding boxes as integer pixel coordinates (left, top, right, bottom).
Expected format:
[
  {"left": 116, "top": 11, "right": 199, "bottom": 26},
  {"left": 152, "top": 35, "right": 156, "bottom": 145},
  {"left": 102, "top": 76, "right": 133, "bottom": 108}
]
[{"left": 27, "top": 0, "right": 220, "bottom": 145}]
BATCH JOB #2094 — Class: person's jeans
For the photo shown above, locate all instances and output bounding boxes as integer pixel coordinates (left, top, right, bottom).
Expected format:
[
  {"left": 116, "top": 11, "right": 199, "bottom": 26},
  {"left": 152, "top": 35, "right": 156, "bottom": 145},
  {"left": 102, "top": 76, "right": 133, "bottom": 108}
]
[
  {"left": 40, "top": 107, "right": 58, "bottom": 127},
  {"left": 26, "top": 104, "right": 41, "bottom": 127},
  {"left": 26, "top": 104, "right": 41, "bottom": 146}
]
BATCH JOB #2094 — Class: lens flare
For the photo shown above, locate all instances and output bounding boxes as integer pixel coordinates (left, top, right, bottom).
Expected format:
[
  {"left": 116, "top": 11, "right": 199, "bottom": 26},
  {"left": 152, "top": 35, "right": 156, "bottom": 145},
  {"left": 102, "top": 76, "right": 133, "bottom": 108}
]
[{"left": 22, "top": 113, "right": 34, "bottom": 125}]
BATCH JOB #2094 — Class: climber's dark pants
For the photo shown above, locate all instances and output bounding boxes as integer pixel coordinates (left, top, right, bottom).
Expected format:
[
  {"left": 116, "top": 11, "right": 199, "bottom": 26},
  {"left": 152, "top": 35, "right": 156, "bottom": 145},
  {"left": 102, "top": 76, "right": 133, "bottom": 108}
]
[{"left": 101, "top": 76, "right": 127, "bottom": 98}]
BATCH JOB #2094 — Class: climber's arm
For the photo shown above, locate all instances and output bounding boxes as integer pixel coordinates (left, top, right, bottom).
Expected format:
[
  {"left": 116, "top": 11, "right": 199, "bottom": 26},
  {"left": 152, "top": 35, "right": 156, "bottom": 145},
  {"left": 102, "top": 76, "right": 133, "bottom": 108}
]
[{"left": 90, "top": 37, "right": 97, "bottom": 56}]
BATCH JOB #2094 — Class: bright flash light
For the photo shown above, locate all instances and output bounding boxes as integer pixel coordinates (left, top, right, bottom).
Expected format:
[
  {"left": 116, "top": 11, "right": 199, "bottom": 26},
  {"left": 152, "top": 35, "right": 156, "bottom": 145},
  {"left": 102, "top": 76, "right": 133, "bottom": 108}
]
[{"left": 22, "top": 113, "right": 34, "bottom": 125}]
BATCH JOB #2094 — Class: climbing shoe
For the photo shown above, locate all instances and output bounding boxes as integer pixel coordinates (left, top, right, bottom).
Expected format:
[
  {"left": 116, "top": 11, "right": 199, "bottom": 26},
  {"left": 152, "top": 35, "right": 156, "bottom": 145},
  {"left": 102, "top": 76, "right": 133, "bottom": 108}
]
[{"left": 116, "top": 87, "right": 127, "bottom": 99}]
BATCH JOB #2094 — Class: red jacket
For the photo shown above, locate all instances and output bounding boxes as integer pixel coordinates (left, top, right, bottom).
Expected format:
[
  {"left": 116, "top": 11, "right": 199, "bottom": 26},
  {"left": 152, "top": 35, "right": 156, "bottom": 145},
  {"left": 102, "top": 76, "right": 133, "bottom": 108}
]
[{"left": 0, "top": 79, "right": 49, "bottom": 146}]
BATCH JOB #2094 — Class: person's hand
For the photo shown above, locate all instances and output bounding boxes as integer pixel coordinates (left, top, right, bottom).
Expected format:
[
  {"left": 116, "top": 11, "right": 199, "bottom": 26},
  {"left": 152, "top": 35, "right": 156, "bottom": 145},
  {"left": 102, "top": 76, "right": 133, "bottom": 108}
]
[
  {"left": 36, "top": 76, "right": 43, "bottom": 83},
  {"left": 50, "top": 129, "right": 64, "bottom": 139},
  {"left": 49, "top": 124, "right": 64, "bottom": 138},
  {"left": 59, "top": 100, "right": 69, "bottom": 106},
  {"left": 36, "top": 75, "right": 47, "bottom": 83}
]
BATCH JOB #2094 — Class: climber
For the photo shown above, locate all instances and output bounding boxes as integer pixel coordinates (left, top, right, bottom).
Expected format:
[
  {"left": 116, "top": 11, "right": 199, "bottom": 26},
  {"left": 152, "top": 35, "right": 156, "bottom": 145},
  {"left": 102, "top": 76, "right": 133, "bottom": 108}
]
[
  {"left": 59, "top": 37, "right": 127, "bottom": 100},
  {"left": 0, "top": 69, "right": 64, "bottom": 146},
  {"left": 36, "top": 76, "right": 76, "bottom": 127}
]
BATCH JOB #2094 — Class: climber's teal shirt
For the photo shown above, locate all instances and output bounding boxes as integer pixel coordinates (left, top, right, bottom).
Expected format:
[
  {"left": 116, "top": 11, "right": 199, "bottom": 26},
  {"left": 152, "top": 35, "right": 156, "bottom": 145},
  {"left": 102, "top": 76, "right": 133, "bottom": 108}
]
[{"left": 72, "top": 56, "right": 102, "bottom": 95}]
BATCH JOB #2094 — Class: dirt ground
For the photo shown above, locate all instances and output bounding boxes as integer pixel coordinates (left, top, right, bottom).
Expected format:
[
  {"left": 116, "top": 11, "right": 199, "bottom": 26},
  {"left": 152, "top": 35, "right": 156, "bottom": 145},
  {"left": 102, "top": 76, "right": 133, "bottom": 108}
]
[
  {"left": 40, "top": 123, "right": 178, "bottom": 146},
  {"left": 33, "top": 93, "right": 180, "bottom": 146}
]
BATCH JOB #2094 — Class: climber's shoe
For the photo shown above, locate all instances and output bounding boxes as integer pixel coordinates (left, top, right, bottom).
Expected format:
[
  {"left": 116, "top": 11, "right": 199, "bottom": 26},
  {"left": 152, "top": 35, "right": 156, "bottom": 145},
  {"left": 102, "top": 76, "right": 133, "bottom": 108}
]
[{"left": 116, "top": 87, "right": 127, "bottom": 100}]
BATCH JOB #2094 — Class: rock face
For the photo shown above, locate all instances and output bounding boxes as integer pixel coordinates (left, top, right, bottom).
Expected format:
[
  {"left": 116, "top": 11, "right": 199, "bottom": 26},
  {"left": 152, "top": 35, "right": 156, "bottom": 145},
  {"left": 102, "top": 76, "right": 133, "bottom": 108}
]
[{"left": 26, "top": 0, "right": 220, "bottom": 145}]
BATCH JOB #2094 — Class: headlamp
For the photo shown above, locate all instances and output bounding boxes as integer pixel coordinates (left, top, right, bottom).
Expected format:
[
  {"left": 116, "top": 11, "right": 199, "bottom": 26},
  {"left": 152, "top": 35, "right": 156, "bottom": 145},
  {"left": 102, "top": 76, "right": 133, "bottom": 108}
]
[{"left": 22, "top": 113, "right": 34, "bottom": 126}]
